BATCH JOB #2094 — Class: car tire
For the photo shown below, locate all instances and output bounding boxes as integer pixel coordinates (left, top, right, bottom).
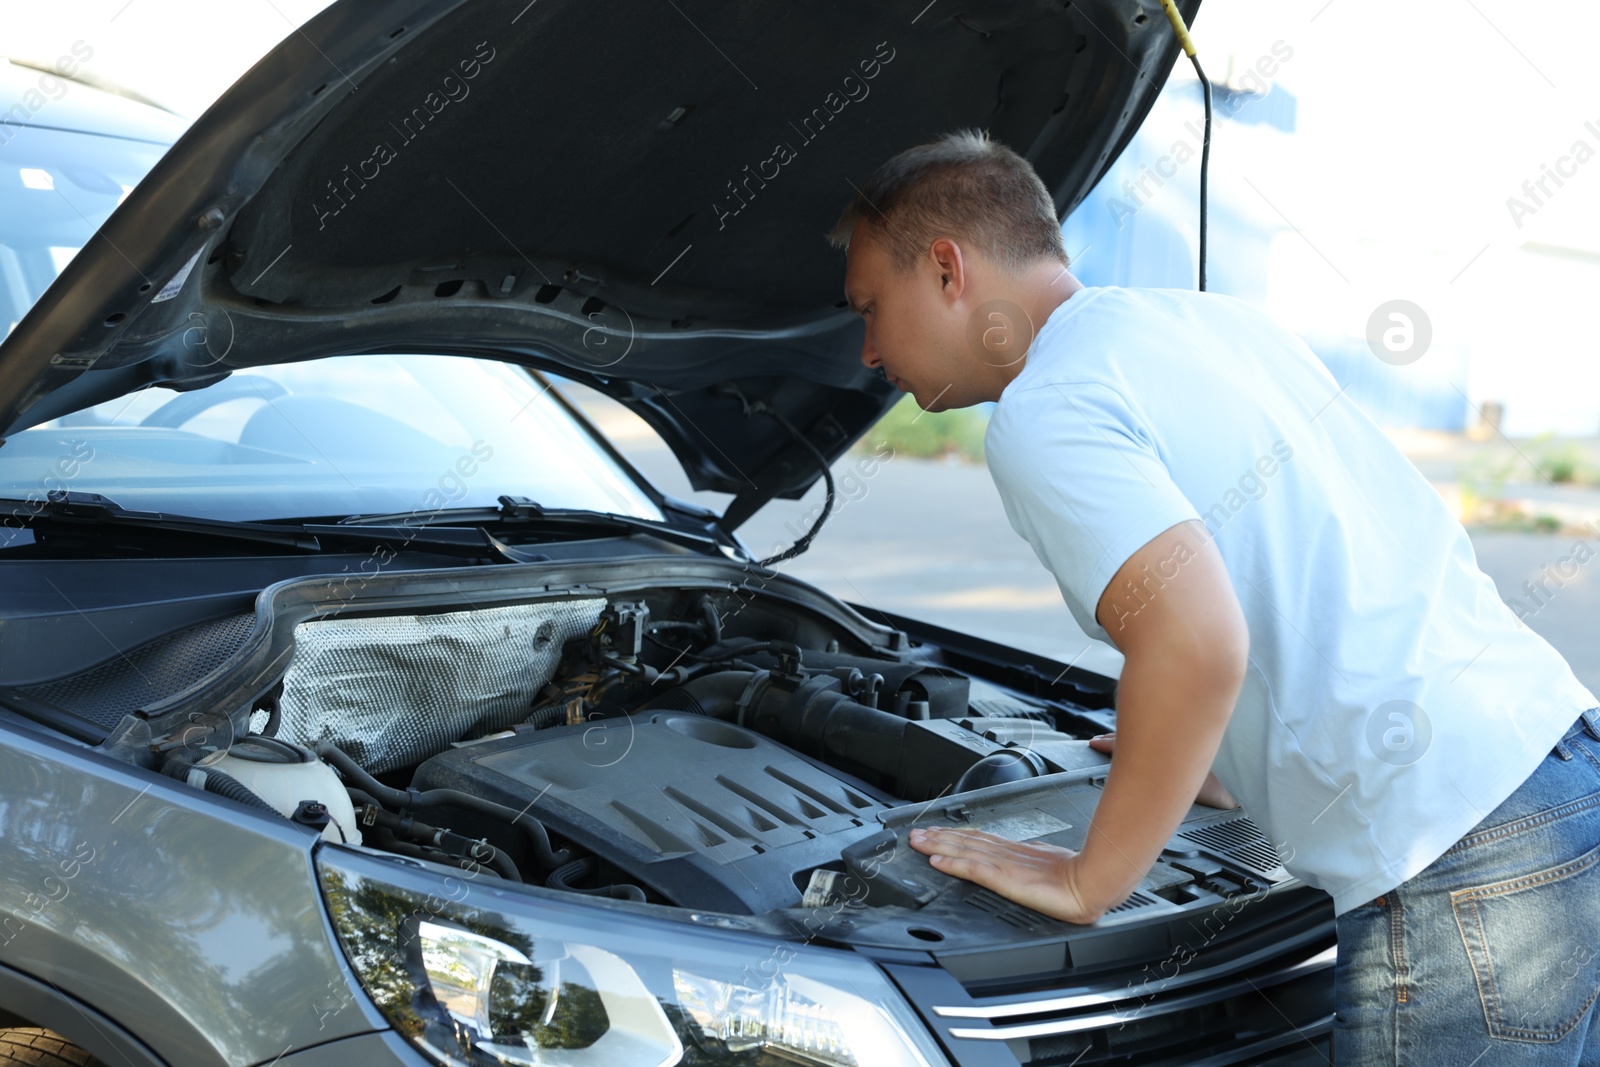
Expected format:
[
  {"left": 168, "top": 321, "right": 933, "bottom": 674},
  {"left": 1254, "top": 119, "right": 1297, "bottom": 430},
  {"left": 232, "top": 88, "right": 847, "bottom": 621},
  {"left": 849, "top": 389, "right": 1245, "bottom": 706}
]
[{"left": 0, "top": 1029, "right": 102, "bottom": 1067}]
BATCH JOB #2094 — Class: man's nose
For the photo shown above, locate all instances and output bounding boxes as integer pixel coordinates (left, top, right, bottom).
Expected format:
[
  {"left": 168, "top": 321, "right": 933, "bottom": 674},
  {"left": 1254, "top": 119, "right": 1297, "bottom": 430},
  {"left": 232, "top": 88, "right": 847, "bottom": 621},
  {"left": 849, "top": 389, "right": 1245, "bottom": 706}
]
[{"left": 859, "top": 325, "right": 882, "bottom": 369}]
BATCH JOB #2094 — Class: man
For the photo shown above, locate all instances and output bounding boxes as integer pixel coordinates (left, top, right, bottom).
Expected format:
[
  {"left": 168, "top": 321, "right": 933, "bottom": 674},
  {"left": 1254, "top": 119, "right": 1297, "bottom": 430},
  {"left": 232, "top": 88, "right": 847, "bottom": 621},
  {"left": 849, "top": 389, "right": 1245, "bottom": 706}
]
[{"left": 830, "top": 129, "right": 1600, "bottom": 1063}]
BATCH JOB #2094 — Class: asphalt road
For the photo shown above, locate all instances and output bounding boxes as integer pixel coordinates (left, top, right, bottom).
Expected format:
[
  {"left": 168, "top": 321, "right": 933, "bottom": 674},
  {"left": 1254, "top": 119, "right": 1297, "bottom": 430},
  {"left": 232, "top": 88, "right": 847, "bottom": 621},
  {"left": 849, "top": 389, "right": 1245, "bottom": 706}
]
[
  {"left": 1466, "top": 530, "right": 1600, "bottom": 693},
  {"left": 589, "top": 395, "right": 1600, "bottom": 697}
]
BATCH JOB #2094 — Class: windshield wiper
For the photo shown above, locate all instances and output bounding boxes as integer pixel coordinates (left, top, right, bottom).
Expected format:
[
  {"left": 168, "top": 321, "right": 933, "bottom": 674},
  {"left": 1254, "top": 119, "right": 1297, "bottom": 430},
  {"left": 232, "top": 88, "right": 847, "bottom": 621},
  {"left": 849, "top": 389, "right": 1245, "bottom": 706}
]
[
  {"left": 1, "top": 491, "right": 506, "bottom": 559},
  {"left": 334, "top": 494, "right": 734, "bottom": 555}
]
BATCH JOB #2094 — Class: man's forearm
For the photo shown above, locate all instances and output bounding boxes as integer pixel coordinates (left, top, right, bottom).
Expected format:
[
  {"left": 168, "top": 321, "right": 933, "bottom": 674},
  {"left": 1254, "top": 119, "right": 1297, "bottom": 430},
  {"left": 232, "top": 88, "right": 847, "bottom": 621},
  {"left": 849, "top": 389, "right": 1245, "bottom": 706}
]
[
  {"left": 1073, "top": 649, "right": 1242, "bottom": 914},
  {"left": 905, "top": 522, "right": 1249, "bottom": 926}
]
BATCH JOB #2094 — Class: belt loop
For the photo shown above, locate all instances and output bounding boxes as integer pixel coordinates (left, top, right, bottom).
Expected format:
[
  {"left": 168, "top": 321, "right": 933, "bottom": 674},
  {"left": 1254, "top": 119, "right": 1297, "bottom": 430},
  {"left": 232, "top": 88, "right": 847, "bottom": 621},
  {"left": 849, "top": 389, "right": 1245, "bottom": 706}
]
[{"left": 1583, "top": 706, "right": 1600, "bottom": 743}]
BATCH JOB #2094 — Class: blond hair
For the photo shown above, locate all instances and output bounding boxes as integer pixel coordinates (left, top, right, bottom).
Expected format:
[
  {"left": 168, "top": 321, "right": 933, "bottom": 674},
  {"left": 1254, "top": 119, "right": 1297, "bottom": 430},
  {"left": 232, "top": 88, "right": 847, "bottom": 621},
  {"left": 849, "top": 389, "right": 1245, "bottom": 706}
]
[{"left": 829, "top": 129, "right": 1068, "bottom": 273}]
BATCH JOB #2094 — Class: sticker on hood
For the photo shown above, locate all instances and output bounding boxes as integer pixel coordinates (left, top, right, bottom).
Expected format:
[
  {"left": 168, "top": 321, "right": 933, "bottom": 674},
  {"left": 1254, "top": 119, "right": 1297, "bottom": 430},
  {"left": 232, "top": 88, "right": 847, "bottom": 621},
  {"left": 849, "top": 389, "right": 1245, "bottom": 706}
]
[{"left": 151, "top": 248, "right": 202, "bottom": 303}]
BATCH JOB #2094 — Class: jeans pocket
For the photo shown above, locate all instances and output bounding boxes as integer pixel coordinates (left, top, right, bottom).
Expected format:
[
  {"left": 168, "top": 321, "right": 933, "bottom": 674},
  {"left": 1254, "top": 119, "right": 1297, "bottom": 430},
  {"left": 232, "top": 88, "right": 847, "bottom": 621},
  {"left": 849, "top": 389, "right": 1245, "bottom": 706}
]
[{"left": 1450, "top": 838, "right": 1600, "bottom": 1042}]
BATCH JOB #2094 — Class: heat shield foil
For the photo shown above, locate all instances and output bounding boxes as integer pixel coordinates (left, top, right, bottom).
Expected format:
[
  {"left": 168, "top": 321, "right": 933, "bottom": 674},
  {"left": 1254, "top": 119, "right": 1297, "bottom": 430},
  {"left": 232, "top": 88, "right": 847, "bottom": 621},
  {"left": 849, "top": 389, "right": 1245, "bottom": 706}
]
[{"left": 277, "top": 599, "right": 604, "bottom": 772}]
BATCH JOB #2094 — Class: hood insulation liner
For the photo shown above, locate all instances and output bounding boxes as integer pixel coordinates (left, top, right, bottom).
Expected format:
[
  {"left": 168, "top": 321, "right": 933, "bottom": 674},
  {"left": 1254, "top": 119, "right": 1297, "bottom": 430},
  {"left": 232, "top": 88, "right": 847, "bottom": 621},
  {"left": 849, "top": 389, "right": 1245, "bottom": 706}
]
[{"left": 276, "top": 598, "right": 604, "bottom": 772}]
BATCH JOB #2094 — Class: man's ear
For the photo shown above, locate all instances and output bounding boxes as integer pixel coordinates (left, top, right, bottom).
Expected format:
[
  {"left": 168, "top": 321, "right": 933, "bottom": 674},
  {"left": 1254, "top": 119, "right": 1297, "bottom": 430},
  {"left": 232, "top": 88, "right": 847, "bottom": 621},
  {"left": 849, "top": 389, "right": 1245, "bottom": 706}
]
[{"left": 928, "top": 238, "right": 966, "bottom": 301}]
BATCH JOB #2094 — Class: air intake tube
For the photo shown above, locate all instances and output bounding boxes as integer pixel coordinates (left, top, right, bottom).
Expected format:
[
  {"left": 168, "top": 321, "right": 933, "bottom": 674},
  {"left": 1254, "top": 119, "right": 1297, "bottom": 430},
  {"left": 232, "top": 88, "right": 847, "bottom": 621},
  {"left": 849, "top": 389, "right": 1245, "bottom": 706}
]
[{"left": 641, "top": 669, "right": 1038, "bottom": 795}]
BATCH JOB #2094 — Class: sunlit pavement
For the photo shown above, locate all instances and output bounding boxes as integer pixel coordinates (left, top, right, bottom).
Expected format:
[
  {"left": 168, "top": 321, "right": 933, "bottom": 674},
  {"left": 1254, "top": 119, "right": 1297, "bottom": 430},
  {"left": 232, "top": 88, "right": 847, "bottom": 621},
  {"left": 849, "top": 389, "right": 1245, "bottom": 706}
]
[{"left": 1466, "top": 531, "right": 1600, "bottom": 695}]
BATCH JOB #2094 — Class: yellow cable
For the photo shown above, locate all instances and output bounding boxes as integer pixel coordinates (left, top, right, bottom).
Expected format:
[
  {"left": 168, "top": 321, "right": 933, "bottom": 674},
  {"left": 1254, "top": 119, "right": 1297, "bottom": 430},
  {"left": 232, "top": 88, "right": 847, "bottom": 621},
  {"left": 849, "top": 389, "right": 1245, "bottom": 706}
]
[{"left": 1158, "top": 0, "right": 1198, "bottom": 57}]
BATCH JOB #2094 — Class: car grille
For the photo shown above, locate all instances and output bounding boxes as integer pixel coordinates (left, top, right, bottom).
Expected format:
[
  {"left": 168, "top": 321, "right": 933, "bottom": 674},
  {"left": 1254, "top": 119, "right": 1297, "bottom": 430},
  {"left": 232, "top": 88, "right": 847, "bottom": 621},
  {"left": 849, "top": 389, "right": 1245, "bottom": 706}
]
[
  {"left": 1179, "top": 818, "right": 1290, "bottom": 880},
  {"left": 887, "top": 891, "right": 1335, "bottom": 1066}
]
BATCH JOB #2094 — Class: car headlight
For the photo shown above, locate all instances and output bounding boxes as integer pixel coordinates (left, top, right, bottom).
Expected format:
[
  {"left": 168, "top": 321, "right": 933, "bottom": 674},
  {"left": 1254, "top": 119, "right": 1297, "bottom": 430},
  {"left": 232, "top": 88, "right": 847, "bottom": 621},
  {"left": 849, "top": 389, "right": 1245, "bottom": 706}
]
[{"left": 318, "top": 848, "right": 945, "bottom": 1067}]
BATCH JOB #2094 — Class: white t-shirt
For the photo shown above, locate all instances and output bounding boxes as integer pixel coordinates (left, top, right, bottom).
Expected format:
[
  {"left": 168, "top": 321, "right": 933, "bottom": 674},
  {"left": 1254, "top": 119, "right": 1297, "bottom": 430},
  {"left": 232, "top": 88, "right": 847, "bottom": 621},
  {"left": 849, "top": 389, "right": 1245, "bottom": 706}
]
[{"left": 984, "top": 285, "right": 1597, "bottom": 916}]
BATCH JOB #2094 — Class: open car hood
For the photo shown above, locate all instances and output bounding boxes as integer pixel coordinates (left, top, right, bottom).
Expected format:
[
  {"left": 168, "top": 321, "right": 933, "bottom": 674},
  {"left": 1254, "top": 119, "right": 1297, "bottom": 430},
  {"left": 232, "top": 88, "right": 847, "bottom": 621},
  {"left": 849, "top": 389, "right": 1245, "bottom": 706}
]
[{"left": 0, "top": 0, "right": 1196, "bottom": 524}]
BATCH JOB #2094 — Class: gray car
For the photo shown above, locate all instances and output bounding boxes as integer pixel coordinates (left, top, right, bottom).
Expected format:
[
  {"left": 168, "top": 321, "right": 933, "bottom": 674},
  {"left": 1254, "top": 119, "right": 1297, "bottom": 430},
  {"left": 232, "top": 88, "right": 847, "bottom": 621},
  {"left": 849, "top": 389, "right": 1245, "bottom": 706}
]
[{"left": 0, "top": 2, "right": 1335, "bottom": 1065}]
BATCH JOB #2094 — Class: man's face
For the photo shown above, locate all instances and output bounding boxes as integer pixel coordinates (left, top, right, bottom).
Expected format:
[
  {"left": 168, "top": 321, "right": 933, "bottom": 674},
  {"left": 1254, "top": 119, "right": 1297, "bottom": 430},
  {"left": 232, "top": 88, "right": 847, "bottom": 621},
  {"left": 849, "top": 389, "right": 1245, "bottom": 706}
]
[{"left": 842, "top": 219, "right": 971, "bottom": 412}]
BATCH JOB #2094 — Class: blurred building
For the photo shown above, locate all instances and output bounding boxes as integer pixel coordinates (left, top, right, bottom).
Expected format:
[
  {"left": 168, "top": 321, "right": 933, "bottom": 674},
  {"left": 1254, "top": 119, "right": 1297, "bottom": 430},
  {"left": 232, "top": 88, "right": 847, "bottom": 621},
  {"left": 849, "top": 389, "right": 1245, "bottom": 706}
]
[{"left": 1062, "top": 66, "right": 1473, "bottom": 433}]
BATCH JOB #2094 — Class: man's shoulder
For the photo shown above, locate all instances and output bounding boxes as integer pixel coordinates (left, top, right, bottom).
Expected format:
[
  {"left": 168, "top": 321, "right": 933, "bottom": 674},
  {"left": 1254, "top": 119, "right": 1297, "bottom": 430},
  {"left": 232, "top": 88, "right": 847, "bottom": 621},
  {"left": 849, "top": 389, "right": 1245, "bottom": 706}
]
[
  {"left": 1020, "top": 285, "right": 1310, "bottom": 392},
  {"left": 1106, "top": 285, "right": 1276, "bottom": 329},
  {"left": 985, "top": 377, "right": 1141, "bottom": 465},
  {"left": 1023, "top": 286, "right": 1261, "bottom": 366},
  {"left": 1078, "top": 285, "right": 1281, "bottom": 325}
]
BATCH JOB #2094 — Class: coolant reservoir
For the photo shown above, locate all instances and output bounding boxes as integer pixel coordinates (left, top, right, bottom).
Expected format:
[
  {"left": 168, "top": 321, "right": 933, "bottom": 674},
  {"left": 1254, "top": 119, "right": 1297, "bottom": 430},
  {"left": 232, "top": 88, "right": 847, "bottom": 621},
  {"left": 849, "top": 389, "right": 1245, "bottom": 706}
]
[{"left": 212, "top": 737, "right": 361, "bottom": 844}]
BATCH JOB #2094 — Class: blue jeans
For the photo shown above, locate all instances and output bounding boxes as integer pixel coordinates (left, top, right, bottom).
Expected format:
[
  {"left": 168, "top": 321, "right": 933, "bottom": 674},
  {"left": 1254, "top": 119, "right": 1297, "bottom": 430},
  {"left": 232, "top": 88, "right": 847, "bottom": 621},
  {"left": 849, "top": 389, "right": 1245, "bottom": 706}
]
[{"left": 1332, "top": 707, "right": 1600, "bottom": 1065}]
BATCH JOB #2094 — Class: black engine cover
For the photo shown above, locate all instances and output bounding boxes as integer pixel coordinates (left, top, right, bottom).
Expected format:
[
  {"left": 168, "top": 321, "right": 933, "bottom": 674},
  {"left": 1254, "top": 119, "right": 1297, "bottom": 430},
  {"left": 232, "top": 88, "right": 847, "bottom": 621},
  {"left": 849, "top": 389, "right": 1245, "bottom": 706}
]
[{"left": 410, "top": 711, "right": 892, "bottom": 913}]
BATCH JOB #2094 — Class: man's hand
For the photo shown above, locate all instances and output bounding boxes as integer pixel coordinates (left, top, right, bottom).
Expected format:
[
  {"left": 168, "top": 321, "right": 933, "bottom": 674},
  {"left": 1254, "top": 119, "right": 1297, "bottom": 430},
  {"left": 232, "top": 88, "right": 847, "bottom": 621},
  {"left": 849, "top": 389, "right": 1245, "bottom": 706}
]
[
  {"left": 1088, "top": 733, "right": 1240, "bottom": 810},
  {"left": 906, "top": 826, "right": 1105, "bottom": 924}
]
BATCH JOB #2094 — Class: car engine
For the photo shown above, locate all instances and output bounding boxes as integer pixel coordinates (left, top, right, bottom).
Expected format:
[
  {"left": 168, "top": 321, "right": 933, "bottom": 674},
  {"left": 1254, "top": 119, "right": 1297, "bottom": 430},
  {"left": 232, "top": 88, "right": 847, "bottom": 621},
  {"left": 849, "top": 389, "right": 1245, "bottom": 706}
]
[{"left": 152, "top": 576, "right": 1296, "bottom": 950}]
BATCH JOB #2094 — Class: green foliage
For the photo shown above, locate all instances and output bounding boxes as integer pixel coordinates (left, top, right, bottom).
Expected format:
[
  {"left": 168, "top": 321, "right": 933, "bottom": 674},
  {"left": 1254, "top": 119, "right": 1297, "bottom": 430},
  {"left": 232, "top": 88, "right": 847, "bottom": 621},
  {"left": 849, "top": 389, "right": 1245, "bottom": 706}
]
[
  {"left": 1531, "top": 434, "right": 1595, "bottom": 485},
  {"left": 855, "top": 395, "right": 988, "bottom": 462}
]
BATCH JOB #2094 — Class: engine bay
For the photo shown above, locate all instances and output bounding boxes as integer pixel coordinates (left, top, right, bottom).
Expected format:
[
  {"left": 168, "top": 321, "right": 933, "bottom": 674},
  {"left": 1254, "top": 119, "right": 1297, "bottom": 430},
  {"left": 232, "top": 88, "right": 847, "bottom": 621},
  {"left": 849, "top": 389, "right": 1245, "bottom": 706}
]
[{"left": 138, "top": 569, "right": 1299, "bottom": 958}]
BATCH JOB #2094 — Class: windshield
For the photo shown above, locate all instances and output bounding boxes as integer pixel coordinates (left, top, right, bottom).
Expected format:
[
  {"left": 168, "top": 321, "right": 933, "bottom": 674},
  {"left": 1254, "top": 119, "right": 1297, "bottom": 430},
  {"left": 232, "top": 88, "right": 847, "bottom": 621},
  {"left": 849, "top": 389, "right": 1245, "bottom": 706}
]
[
  {"left": 0, "top": 122, "right": 661, "bottom": 531},
  {"left": 1, "top": 123, "right": 168, "bottom": 339},
  {"left": 0, "top": 354, "right": 664, "bottom": 525}
]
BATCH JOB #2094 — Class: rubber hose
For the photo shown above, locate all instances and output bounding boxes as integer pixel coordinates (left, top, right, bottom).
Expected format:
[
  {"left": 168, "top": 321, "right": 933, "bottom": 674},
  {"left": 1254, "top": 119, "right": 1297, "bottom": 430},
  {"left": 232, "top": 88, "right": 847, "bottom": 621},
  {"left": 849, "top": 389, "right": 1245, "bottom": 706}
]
[
  {"left": 311, "top": 742, "right": 409, "bottom": 806},
  {"left": 606, "top": 882, "right": 648, "bottom": 902},
  {"left": 163, "top": 757, "right": 281, "bottom": 816},
  {"left": 524, "top": 703, "right": 568, "bottom": 730},
  {"left": 258, "top": 698, "right": 281, "bottom": 738},
  {"left": 315, "top": 742, "right": 571, "bottom": 869},
  {"left": 412, "top": 791, "right": 570, "bottom": 870},
  {"left": 199, "top": 768, "right": 282, "bottom": 814},
  {"left": 698, "top": 594, "right": 722, "bottom": 645},
  {"left": 367, "top": 808, "right": 522, "bottom": 883},
  {"left": 370, "top": 831, "right": 511, "bottom": 881},
  {"left": 547, "top": 858, "right": 646, "bottom": 902},
  {"left": 693, "top": 637, "right": 801, "bottom": 663},
  {"left": 346, "top": 787, "right": 384, "bottom": 810}
]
